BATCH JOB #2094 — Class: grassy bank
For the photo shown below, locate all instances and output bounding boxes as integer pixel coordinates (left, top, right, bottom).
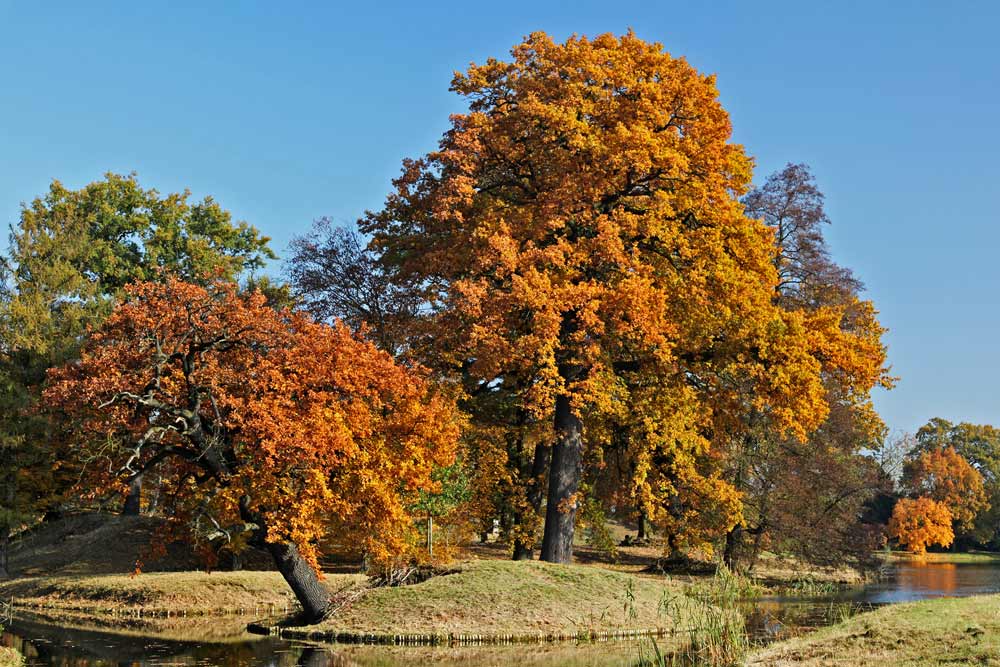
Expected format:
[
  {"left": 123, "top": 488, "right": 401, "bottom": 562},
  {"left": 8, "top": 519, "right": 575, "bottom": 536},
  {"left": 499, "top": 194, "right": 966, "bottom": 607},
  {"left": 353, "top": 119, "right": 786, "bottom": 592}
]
[
  {"left": 0, "top": 571, "right": 300, "bottom": 618},
  {"left": 0, "top": 647, "right": 23, "bottom": 667},
  {"left": 750, "top": 594, "right": 1000, "bottom": 666},
  {"left": 284, "top": 560, "right": 685, "bottom": 639},
  {"left": 1, "top": 558, "right": 692, "bottom": 640},
  {"left": 1, "top": 514, "right": 861, "bottom": 643}
]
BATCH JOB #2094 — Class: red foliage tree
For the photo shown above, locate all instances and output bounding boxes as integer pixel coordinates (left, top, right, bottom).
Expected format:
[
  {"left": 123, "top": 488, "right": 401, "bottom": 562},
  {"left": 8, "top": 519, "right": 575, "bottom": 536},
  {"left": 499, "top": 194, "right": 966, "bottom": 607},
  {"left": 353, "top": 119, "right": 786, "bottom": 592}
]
[{"left": 44, "top": 278, "right": 460, "bottom": 622}]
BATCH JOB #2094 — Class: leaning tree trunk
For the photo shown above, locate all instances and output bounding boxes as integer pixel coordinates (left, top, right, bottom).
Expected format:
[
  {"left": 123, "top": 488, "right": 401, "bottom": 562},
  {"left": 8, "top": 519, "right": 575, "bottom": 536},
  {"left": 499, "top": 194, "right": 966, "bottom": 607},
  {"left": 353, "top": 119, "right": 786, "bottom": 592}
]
[
  {"left": 267, "top": 540, "right": 331, "bottom": 623},
  {"left": 540, "top": 393, "right": 583, "bottom": 564},
  {"left": 123, "top": 474, "right": 142, "bottom": 516},
  {"left": 513, "top": 441, "right": 551, "bottom": 561},
  {"left": 240, "top": 498, "right": 331, "bottom": 623}
]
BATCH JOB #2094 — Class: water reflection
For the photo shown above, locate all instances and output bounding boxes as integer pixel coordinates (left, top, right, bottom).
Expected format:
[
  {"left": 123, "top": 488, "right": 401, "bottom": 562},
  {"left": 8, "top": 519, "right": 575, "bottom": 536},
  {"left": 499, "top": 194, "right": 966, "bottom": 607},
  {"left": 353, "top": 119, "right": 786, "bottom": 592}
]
[
  {"left": 5, "top": 560, "right": 1000, "bottom": 666},
  {"left": 849, "top": 560, "right": 1000, "bottom": 604}
]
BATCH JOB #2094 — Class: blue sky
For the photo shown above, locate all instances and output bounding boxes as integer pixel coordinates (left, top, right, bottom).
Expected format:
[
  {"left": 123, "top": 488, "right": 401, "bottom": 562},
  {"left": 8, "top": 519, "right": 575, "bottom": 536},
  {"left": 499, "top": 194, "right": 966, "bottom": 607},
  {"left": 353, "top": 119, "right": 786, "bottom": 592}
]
[{"left": 1, "top": 2, "right": 998, "bottom": 435}]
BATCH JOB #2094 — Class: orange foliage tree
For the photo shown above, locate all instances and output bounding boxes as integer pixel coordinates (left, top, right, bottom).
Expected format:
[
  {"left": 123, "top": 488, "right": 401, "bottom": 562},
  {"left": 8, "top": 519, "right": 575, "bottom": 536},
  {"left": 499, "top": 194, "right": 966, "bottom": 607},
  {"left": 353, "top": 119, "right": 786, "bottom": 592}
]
[
  {"left": 889, "top": 497, "right": 954, "bottom": 554},
  {"left": 903, "top": 446, "right": 989, "bottom": 532},
  {"left": 363, "top": 31, "right": 836, "bottom": 562},
  {"left": 43, "top": 278, "right": 460, "bottom": 621}
]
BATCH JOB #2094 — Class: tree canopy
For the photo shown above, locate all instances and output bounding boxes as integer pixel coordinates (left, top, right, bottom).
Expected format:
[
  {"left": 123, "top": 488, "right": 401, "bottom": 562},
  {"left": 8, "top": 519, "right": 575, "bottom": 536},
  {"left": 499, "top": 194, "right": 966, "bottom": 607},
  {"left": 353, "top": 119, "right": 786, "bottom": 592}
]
[
  {"left": 362, "top": 31, "right": 869, "bottom": 562},
  {"left": 43, "top": 278, "right": 460, "bottom": 619}
]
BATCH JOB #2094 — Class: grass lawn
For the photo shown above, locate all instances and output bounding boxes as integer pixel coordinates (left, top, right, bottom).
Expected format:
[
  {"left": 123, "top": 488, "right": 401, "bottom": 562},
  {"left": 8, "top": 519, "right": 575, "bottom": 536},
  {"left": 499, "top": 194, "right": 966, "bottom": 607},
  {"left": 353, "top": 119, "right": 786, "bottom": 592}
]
[
  {"left": 750, "top": 593, "right": 1000, "bottom": 666},
  {"left": 0, "top": 647, "right": 23, "bottom": 667},
  {"left": 0, "top": 570, "right": 303, "bottom": 617},
  {"left": 885, "top": 550, "right": 1000, "bottom": 564},
  {"left": 305, "top": 559, "right": 683, "bottom": 637},
  {"left": 1, "top": 559, "right": 690, "bottom": 639}
]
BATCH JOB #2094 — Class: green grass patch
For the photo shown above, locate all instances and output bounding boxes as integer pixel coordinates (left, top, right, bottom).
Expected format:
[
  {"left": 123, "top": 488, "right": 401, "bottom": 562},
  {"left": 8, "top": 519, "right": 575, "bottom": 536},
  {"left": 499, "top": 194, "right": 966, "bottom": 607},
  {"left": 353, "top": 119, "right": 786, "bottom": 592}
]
[
  {"left": 750, "top": 594, "right": 1000, "bottom": 666},
  {"left": 885, "top": 550, "right": 1000, "bottom": 564}
]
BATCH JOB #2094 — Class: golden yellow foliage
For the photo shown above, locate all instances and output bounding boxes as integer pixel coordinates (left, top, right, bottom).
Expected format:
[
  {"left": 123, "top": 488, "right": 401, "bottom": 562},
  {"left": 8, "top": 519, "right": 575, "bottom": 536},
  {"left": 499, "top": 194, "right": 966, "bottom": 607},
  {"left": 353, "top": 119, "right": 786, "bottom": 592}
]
[{"left": 364, "top": 31, "right": 849, "bottom": 555}]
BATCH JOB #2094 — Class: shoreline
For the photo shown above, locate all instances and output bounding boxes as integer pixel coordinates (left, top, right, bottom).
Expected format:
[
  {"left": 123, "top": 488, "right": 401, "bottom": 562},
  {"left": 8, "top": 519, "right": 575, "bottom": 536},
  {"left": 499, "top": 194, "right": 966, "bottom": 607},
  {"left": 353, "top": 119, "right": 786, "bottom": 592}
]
[{"left": 749, "top": 593, "right": 1000, "bottom": 666}]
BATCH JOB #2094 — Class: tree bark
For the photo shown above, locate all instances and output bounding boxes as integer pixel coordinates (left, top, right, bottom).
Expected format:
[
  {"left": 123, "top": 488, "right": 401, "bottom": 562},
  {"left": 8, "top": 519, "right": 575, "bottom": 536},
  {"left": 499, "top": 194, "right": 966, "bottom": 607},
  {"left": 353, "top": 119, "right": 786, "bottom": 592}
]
[
  {"left": 123, "top": 474, "right": 142, "bottom": 516},
  {"left": 513, "top": 441, "right": 551, "bottom": 561},
  {"left": 723, "top": 525, "right": 743, "bottom": 571},
  {"left": 637, "top": 510, "right": 647, "bottom": 540},
  {"left": 427, "top": 513, "right": 434, "bottom": 559},
  {"left": 540, "top": 393, "right": 583, "bottom": 564},
  {"left": 240, "top": 497, "right": 331, "bottom": 623},
  {"left": 267, "top": 539, "right": 331, "bottom": 623}
]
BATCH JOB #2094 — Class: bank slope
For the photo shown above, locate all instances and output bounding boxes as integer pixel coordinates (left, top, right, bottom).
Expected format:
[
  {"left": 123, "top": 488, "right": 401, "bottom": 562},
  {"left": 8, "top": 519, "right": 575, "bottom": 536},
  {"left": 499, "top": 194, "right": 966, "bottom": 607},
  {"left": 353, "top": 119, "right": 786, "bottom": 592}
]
[
  {"left": 750, "top": 594, "right": 1000, "bottom": 666},
  {"left": 293, "top": 560, "right": 684, "bottom": 640},
  {"left": 0, "top": 647, "right": 23, "bottom": 667}
]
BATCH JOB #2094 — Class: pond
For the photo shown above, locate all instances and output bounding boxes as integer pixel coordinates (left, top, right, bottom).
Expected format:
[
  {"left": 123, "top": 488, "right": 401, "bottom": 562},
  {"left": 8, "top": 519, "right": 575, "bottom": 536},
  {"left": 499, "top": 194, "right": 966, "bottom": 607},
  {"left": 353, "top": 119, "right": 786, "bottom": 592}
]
[{"left": 4, "top": 559, "right": 1000, "bottom": 667}]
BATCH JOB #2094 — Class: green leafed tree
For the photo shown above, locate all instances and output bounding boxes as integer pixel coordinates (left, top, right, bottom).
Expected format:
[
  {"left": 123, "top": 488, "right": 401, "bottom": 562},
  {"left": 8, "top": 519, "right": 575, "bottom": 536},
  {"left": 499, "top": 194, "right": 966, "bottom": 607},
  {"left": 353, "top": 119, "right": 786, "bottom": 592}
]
[{"left": 0, "top": 173, "right": 275, "bottom": 569}]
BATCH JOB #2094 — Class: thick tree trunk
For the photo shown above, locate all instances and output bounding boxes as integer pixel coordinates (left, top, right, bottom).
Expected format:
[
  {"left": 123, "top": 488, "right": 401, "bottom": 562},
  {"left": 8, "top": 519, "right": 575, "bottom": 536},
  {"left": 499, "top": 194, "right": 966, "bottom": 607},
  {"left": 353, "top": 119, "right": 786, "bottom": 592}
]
[
  {"left": 240, "top": 497, "right": 331, "bottom": 623},
  {"left": 267, "top": 540, "right": 331, "bottom": 623},
  {"left": 637, "top": 510, "right": 647, "bottom": 540},
  {"left": 723, "top": 525, "right": 742, "bottom": 571},
  {"left": 540, "top": 393, "right": 583, "bottom": 564},
  {"left": 513, "top": 441, "right": 551, "bottom": 561},
  {"left": 123, "top": 474, "right": 142, "bottom": 516}
]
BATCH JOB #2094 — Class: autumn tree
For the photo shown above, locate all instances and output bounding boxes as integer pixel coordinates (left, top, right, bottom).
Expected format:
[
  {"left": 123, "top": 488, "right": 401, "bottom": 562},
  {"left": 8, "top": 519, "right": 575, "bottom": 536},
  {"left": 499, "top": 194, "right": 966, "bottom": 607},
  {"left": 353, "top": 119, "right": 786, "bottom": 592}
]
[
  {"left": 889, "top": 497, "right": 954, "bottom": 554},
  {"left": 0, "top": 173, "right": 275, "bottom": 528},
  {"left": 364, "top": 32, "right": 838, "bottom": 563},
  {"left": 911, "top": 418, "right": 1000, "bottom": 545},
  {"left": 43, "top": 278, "right": 459, "bottom": 621},
  {"left": 902, "top": 446, "right": 988, "bottom": 534},
  {"left": 720, "top": 163, "right": 891, "bottom": 573}
]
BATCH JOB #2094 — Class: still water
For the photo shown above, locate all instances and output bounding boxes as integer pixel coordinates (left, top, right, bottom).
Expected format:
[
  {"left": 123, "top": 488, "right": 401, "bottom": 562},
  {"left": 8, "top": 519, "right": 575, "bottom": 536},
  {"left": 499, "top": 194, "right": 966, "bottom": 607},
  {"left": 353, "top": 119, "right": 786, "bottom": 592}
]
[{"left": 4, "top": 560, "right": 999, "bottom": 667}]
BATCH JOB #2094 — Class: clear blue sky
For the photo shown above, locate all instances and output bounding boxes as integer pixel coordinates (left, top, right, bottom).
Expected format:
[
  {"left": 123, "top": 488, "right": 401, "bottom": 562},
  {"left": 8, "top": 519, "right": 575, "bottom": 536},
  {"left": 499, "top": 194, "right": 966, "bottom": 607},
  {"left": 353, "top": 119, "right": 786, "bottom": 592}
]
[{"left": 2, "top": 1, "right": 998, "bottom": 435}]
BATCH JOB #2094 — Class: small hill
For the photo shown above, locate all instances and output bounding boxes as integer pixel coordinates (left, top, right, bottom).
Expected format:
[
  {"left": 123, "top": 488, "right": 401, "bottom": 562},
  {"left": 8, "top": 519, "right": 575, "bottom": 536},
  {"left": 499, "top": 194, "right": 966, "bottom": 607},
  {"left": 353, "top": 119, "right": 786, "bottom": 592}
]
[
  {"left": 7, "top": 513, "right": 271, "bottom": 577},
  {"left": 308, "top": 559, "right": 683, "bottom": 637}
]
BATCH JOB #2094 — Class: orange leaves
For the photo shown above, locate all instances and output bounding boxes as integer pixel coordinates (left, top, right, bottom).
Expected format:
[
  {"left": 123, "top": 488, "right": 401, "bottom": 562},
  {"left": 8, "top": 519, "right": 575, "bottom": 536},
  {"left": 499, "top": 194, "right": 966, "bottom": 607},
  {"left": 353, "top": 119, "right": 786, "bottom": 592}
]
[
  {"left": 903, "top": 447, "right": 989, "bottom": 531},
  {"left": 44, "top": 277, "right": 460, "bottom": 573},
  {"left": 365, "top": 31, "right": 829, "bottom": 440},
  {"left": 889, "top": 497, "right": 954, "bottom": 555}
]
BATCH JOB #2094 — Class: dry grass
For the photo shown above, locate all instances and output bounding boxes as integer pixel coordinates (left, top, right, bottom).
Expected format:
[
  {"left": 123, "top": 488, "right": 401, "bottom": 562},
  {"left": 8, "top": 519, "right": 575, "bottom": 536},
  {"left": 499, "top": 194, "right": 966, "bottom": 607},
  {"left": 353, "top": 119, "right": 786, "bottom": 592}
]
[
  {"left": 0, "top": 647, "right": 22, "bottom": 667},
  {"left": 751, "top": 552, "right": 865, "bottom": 586},
  {"left": 310, "top": 559, "right": 683, "bottom": 636},
  {"left": 750, "top": 594, "right": 1000, "bottom": 666},
  {"left": 0, "top": 570, "right": 307, "bottom": 617}
]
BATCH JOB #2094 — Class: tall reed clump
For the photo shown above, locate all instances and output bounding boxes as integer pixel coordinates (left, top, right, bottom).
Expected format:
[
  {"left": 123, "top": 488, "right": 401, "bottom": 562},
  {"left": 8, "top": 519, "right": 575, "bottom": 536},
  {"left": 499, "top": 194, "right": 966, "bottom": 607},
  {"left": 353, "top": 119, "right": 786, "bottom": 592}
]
[{"left": 633, "top": 565, "right": 753, "bottom": 667}]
